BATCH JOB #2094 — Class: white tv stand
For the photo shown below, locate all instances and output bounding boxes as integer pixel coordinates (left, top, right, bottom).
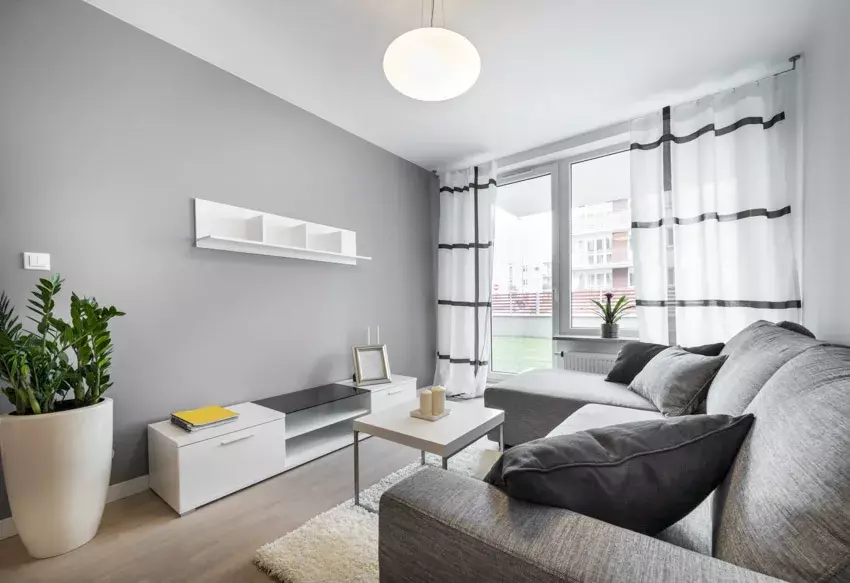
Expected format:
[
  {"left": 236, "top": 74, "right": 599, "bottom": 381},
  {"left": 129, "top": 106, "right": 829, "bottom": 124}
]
[{"left": 148, "top": 376, "right": 417, "bottom": 514}]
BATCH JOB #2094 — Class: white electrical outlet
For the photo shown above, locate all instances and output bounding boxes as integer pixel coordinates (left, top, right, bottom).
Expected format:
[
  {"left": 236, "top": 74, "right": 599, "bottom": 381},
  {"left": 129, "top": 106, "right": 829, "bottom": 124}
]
[{"left": 23, "top": 252, "right": 50, "bottom": 271}]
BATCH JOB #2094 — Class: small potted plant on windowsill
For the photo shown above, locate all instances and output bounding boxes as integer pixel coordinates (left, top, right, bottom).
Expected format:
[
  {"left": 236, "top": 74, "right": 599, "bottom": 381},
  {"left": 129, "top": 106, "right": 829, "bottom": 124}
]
[
  {"left": 0, "top": 274, "right": 124, "bottom": 558},
  {"left": 591, "top": 292, "right": 632, "bottom": 339}
]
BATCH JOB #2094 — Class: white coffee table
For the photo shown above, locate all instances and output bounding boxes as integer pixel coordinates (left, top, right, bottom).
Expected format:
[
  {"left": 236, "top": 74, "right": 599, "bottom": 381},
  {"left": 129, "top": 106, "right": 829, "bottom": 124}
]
[{"left": 352, "top": 400, "right": 505, "bottom": 506}]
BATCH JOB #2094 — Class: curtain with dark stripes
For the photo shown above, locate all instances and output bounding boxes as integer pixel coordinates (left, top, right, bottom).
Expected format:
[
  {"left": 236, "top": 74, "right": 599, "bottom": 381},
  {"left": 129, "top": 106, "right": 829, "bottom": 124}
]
[
  {"left": 629, "top": 75, "right": 802, "bottom": 345},
  {"left": 434, "top": 162, "right": 497, "bottom": 398}
]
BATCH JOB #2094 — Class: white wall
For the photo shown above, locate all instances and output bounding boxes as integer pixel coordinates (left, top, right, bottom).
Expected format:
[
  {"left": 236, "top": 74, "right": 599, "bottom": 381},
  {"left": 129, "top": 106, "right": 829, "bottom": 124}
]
[{"left": 801, "top": 0, "right": 850, "bottom": 343}]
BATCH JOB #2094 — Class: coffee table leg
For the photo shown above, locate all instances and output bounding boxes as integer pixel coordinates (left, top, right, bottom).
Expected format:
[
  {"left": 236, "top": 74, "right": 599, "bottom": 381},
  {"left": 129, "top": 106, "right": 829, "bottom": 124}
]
[
  {"left": 421, "top": 450, "right": 425, "bottom": 465},
  {"left": 499, "top": 424, "right": 504, "bottom": 452},
  {"left": 353, "top": 430, "right": 360, "bottom": 506},
  {"left": 442, "top": 456, "right": 448, "bottom": 470}
]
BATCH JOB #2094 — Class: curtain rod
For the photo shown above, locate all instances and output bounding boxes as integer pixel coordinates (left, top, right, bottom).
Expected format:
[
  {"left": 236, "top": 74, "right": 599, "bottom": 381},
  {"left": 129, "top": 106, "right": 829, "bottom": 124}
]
[
  {"left": 625, "top": 54, "right": 802, "bottom": 124},
  {"left": 671, "top": 53, "right": 800, "bottom": 104},
  {"left": 488, "top": 54, "right": 802, "bottom": 174}
]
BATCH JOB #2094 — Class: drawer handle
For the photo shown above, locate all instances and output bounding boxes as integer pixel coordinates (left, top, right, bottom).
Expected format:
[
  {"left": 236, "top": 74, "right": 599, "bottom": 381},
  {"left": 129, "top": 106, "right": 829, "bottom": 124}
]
[
  {"left": 386, "top": 389, "right": 405, "bottom": 395},
  {"left": 220, "top": 434, "right": 255, "bottom": 446}
]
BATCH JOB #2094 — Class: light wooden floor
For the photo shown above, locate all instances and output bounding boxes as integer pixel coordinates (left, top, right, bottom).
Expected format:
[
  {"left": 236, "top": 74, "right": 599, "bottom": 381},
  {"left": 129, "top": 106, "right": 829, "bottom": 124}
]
[{"left": 0, "top": 437, "right": 420, "bottom": 583}]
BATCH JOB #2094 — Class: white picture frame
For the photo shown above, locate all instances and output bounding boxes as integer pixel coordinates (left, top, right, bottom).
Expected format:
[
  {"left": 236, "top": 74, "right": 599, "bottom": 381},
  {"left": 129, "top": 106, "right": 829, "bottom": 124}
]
[{"left": 352, "top": 344, "right": 392, "bottom": 386}]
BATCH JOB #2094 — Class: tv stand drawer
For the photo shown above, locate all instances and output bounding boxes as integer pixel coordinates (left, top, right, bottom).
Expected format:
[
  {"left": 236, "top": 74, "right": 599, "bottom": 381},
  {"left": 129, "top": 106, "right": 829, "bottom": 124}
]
[
  {"left": 148, "top": 403, "right": 287, "bottom": 515},
  {"left": 370, "top": 380, "right": 416, "bottom": 412}
]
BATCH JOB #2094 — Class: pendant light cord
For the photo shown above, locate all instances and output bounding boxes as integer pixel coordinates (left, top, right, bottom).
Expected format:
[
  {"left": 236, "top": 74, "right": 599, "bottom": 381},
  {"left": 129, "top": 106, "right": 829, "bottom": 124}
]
[{"left": 421, "top": 0, "right": 443, "bottom": 28}]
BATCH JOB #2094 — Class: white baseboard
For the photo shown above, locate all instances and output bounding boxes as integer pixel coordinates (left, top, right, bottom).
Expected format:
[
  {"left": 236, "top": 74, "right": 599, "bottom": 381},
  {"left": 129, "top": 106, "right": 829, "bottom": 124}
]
[
  {"left": 0, "top": 516, "right": 16, "bottom": 540},
  {"left": 0, "top": 474, "right": 150, "bottom": 541},
  {"left": 106, "top": 474, "right": 150, "bottom": 503}
]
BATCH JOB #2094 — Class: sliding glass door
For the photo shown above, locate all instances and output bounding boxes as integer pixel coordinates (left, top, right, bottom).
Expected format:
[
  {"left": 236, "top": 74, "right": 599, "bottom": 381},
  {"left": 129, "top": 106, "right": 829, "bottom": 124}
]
[{"left": 490, "top": 170, "right": 556, "bottom": 374}]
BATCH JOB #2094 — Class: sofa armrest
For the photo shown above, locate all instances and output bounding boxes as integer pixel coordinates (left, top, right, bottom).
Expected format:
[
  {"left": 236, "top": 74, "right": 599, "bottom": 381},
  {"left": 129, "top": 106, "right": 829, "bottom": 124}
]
[{"left": 379, "top": 468, "right": 784, "bottom": 583}]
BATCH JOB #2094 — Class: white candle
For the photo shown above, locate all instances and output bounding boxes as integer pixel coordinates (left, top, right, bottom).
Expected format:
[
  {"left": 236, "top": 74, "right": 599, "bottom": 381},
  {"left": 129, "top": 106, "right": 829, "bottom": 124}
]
[
  {"left": 419, "top": 389, "right": 433, "bottom": 416},
  {"left": 431, "top": 385, "right": 446, "bottom": 415}
]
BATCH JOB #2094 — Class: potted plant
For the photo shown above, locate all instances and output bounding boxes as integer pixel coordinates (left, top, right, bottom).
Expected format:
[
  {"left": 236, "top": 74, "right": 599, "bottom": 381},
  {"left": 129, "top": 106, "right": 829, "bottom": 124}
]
[
  {"left": 0, "top": 274, "right": 124, "bottom": 558},
  {"left": 591, "top": 292, "right": 632, "bottom": 338}
]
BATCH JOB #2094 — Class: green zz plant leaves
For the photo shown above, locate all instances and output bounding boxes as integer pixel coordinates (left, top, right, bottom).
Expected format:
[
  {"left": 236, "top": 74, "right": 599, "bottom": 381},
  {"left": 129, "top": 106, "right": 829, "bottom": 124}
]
[
  {"left": 0, "top": 274, "right": 124, "bottom": 414},
  {"left": 55, "top": 293, "right": 125, "bottom": 407}
]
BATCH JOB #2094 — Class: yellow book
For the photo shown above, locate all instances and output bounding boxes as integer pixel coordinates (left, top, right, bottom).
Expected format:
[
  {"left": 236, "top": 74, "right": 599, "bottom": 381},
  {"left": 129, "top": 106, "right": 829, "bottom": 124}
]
[{"left": 171, "top": 405, "right": 238, "bottom": 427}]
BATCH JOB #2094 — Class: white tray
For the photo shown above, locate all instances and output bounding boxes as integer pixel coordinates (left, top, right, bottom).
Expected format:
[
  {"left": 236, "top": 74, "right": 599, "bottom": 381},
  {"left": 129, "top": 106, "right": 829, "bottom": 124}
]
[{"left": 409, "top": 408, "right": 451, "bottom": 422}]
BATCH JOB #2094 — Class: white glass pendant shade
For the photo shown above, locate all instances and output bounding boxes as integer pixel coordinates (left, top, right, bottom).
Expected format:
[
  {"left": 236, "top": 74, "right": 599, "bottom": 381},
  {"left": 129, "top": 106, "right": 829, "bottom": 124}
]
[{"left": 383, "top": 27, "right": 480, "bottom": 101}]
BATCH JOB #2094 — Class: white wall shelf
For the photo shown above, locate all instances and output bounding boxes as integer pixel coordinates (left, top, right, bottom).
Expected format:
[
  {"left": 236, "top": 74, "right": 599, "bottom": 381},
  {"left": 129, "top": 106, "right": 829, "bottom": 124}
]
[{"left": 194, "top": 198, "right": 371, "bottom": 266}]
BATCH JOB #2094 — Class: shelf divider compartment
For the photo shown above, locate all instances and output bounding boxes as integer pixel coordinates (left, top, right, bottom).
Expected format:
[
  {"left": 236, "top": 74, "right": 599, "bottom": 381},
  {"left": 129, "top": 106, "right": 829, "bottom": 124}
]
[{"left": 193, "top": 198, "right": 369, "bottom": 265}]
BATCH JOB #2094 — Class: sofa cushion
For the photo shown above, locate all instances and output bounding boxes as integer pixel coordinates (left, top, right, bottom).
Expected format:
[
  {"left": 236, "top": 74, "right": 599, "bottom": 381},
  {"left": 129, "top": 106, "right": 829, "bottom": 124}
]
[
  {"left": 657, "top": 494, "right": 714, "bottom": 556},
  {"left": 706, "top": 320, "right": 822, "bottom": 415},
  {"left": 547, "top": 404, "right": 663, "bottom": 437},
  {"left": 380, "top": 469, "right": 785, "bottom": 583},
  {"left": 714, "top": 344, "right": 850, "bottom": 582},
  {"left": 606, "top": 341, "right": 725, "bottom": 385},
  {"left": 629, "top": 347, "right": 727, "bottom": 416},
  {"left": 485, "top": 414, "right": 754, "bottom": 536},
  {"left": 484, "top": 369, "right": 657, "bottom": 446}
]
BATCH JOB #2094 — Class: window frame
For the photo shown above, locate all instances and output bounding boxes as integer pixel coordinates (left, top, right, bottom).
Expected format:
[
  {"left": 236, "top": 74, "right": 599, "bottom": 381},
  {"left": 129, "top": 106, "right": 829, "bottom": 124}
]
[
  {"left": 558, "top": 143, "right": 637, "bottom": 338},
  {"left": 489, "top": 142, "right": 637, "bottom": 383},
  {"left": 488, "top": 164, "right": 560, "bottom": 381}
]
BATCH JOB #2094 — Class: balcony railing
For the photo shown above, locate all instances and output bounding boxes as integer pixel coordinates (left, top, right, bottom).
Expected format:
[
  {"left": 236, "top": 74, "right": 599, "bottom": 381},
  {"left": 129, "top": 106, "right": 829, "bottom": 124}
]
[
  {"left": 491, "top": 292, "right": 552, "bottom": 315},
  {"left": 491, "top": 288, "right": 637, "bottom": 317}
]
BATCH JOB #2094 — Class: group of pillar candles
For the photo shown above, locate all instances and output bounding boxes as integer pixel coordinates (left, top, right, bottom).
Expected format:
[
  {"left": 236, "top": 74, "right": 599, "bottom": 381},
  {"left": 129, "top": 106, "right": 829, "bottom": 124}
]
[{"left": 418, "top": 385, "right": 447, "bottom": 417}]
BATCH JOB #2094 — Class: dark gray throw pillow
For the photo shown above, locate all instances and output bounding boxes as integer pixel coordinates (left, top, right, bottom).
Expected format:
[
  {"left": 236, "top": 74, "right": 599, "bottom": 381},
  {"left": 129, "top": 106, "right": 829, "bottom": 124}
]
[
  {"left": 484, "top": 414, "right": 754, "bottom": 536},
  {"left": 628, "top": 346, "right": 726, "bottom": 416},
  {"left": 605, "top": 341, "right": 724, "bottom": 384}
]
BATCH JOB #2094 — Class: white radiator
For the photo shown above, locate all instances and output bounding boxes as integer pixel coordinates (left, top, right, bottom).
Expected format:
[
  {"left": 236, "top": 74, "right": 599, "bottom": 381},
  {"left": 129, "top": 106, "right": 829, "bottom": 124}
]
[{"left": 559, "top": 351, "right": 617, "bottom": 375}]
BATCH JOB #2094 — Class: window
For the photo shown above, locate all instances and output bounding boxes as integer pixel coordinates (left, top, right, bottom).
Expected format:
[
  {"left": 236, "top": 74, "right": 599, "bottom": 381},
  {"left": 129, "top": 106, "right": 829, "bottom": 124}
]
[
  {"left": 489, "top": 145, "right": 639, "bottom": 381},
  {"left": 568, "top": 150, "right": 635, "bottom": 332},
  {"left": 490, "top": 172, "right": 554, "bottom": 374}
]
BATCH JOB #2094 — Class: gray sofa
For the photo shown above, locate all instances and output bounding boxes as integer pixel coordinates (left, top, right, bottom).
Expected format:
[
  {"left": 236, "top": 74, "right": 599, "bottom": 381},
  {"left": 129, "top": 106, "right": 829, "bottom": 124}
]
[{"left": 379, "top": 321, "right": 850, "bottom": 582}]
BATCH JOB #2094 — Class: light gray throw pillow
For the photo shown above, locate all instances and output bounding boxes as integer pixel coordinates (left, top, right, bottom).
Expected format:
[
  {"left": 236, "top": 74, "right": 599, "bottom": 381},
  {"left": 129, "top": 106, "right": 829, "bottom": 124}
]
[{"left": 629, "top": 346, "right": 726, "bottom": 416}]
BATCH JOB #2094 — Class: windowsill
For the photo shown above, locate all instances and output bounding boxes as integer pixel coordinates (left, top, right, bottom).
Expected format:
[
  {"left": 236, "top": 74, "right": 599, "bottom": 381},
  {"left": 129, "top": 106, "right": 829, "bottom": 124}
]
[{"left": 552, "top": 334, "right": 632, "bottom": 342}]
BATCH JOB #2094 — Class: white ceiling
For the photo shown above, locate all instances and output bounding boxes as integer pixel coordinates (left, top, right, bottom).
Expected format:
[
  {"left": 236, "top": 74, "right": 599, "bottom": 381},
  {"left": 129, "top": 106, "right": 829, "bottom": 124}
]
[{"left": 84, "top": 0, "right": 813, "bottom": 170}]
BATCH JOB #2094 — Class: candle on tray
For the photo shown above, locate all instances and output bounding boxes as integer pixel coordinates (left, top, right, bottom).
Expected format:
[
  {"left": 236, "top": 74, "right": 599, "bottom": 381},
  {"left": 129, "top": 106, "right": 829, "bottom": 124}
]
[
  {"left": 419, "top": 389, "right": 433, "bottom": 416},
  {"left": 431, "top": 385, "right": 446, "bottom": 416}
]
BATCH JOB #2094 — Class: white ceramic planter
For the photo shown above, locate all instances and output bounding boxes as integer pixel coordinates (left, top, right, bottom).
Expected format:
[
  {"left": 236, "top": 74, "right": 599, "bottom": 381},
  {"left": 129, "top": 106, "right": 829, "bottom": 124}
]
[{"left": 0, "top": 398, "right": 113, "bottom": 558}]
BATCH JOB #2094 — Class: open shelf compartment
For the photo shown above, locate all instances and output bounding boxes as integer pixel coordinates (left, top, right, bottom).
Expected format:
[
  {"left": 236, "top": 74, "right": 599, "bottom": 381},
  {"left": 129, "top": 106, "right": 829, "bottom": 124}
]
[
  {"left": 194, "top": 198, "right": 371, "bottom": 265},
  {"left": 284, "top": 392, "right": 370, "bottom": 440},
  {"left": 285, "top": 419, "right": 368, "bottom": 470}
]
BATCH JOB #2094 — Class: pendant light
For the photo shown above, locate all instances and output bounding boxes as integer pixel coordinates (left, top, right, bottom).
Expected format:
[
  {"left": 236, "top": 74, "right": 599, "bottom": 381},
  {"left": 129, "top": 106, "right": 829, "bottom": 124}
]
[{"left": 383, "top": 0, "right": 481, "bottom": 102}]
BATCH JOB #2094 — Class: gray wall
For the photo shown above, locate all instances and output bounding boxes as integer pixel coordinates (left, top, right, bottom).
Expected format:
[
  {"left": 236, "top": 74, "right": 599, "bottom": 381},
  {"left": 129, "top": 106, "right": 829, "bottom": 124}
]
[
  {"left": 801, "top": 0, "right": 850, "bottom": 344},
  {"left": 0, "top": 0, "right": 436, "bottom": 519}
]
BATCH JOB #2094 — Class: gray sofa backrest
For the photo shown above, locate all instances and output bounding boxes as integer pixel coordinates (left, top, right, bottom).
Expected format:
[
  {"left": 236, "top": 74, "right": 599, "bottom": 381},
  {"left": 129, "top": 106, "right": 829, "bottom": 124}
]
[
  {"left": 706, "top": 320, "right": 823, "bottom": 415},
  {"left": 714, "top": 344, "right": 850, "bottom": 582}
]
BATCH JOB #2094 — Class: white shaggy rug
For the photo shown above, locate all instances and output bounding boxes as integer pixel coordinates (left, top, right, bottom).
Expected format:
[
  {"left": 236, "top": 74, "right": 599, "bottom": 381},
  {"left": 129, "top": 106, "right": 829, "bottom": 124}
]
[{"left": 254, "top": 438, "right": 499, "bottom": 583}]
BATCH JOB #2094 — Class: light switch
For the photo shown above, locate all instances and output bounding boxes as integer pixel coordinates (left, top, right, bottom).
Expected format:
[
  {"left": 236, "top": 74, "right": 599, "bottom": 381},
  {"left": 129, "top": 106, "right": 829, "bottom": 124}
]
[{"left": 23, "top": 252, "right": 50, "bottom": 271}]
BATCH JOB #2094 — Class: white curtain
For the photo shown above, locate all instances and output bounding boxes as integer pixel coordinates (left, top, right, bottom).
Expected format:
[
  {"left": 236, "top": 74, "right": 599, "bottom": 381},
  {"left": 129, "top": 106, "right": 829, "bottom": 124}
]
[
  {"left": 630, "top": 74, "right": 802, "bottom": 345},
  {"left": 434, "top": 162, "right": 497, "bottom": 398}
]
